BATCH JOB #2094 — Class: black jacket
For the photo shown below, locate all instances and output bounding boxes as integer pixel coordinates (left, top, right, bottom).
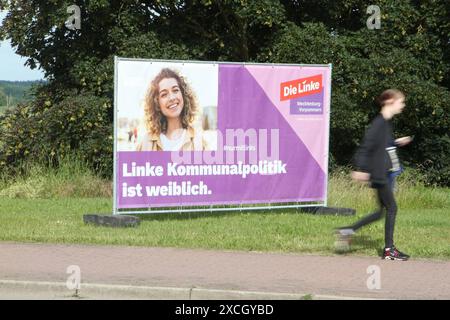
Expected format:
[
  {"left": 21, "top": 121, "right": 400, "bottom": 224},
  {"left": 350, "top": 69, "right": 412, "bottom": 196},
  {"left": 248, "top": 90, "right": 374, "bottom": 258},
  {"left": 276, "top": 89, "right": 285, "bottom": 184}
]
[{"left": 353, "top": 114, "right": 395, "bottom": 186}]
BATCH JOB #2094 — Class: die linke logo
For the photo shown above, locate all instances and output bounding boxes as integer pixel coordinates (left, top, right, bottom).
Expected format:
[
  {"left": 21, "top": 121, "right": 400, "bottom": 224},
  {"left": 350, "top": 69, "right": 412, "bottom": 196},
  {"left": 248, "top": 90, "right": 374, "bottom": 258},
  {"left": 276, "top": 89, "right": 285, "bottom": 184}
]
[{"left": 280, "top": 75, "right": 323, "bottom": 101}]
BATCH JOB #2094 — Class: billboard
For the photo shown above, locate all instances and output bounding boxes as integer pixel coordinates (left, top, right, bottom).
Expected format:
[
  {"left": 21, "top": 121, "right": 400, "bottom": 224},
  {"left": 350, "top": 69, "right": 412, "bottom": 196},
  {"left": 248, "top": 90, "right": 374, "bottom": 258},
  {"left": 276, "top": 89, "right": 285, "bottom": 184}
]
[{"left": 114, "top": 58, "right": 331, "bottom": 213}]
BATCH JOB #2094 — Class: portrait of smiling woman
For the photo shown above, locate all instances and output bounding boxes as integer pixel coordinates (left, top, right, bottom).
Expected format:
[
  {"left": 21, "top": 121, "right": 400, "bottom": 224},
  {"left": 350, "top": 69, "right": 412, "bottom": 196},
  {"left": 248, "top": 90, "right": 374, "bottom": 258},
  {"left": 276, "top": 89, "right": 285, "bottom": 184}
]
[{"left": 136, "top": 68, "right": 209, "bottom": 151}]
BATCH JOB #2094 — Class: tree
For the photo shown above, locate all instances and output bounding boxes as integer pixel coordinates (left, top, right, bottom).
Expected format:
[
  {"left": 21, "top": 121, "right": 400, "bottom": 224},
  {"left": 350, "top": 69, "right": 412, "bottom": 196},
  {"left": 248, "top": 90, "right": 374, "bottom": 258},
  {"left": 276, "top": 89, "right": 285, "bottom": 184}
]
[{"left": 0, "top": 0, "right": 449, "bottom": 184}]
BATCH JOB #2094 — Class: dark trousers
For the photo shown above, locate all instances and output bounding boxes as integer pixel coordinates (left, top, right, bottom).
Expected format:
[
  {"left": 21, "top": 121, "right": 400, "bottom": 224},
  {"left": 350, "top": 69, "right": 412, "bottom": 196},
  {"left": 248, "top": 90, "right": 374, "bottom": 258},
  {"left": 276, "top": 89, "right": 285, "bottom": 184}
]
[{"left": 350, "top": 183, "right": 397, "bottom": 248}]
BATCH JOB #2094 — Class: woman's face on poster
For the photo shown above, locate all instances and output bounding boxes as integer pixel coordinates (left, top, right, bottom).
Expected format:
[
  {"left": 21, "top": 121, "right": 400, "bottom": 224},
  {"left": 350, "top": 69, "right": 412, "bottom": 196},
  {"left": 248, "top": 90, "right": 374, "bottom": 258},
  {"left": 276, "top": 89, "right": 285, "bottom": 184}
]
[{"left": 158, "top": 77, "right": 184, "bottom": 119}]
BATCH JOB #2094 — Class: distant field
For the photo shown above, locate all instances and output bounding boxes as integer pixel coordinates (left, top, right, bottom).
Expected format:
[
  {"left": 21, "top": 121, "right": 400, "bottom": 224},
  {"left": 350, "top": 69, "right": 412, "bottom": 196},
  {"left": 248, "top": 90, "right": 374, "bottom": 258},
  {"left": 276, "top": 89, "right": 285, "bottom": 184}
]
[{"left": 0, "top": 80, "right": 41, "bottom": 113}]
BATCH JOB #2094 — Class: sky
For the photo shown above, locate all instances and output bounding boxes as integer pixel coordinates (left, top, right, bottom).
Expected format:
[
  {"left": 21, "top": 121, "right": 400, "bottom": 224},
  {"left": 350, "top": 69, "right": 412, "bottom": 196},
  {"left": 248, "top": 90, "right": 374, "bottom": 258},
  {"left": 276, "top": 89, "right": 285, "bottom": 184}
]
[{"left": 0, "top": 11, "right": 45, "bottom": 81}]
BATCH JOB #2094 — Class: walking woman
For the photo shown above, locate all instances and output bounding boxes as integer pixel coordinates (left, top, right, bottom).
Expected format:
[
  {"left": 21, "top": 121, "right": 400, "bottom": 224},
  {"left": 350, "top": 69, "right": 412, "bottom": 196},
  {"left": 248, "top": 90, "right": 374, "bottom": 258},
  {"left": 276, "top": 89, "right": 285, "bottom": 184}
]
[{"left": 336, "top": 89, "right": 413, "bottom": 261}]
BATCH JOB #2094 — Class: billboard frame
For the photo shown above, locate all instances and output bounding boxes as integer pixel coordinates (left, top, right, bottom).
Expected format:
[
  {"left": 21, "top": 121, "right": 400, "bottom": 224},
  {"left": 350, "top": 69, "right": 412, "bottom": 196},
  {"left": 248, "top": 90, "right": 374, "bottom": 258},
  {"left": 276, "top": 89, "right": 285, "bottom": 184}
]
[{"left": 113, "top": 56, "right": 332, "bottom": 215}]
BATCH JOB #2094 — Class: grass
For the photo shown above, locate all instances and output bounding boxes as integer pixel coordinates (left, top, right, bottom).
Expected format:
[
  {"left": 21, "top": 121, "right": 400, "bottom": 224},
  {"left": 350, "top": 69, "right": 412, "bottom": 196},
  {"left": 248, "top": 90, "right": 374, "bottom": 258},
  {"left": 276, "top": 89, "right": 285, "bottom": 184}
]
[
  {"left": 0, "top": 161, "right": 449, "bottom": 260},
  {"left": 0, "top": 155, "right": 112, "bottom": 198}
]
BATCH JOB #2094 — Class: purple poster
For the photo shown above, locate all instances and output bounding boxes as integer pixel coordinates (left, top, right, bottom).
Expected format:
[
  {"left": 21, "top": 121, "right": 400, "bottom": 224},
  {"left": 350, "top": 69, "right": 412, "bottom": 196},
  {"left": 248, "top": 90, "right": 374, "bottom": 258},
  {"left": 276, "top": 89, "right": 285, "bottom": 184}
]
[{"left": 114, "top": 59, "right": 331, "bottom": 210}]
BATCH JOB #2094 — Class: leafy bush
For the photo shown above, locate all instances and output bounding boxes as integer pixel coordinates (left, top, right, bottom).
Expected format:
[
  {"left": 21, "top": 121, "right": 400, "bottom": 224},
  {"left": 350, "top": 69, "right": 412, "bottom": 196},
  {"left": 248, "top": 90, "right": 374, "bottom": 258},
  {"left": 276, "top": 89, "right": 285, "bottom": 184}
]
[
  {"left": 0, "top": 91, "right": 113, "bottom": 177},
  {"left": 263, "top": 22, "right": 450, "bottom": 186}
]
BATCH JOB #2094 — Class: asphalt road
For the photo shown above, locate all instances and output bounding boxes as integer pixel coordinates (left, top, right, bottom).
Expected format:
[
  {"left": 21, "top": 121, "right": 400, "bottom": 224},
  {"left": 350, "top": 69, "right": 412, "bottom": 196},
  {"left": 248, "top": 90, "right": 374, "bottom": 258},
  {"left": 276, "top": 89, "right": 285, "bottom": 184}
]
[{"left": 1, "top": 242, "right": 449, "bottom": 299}]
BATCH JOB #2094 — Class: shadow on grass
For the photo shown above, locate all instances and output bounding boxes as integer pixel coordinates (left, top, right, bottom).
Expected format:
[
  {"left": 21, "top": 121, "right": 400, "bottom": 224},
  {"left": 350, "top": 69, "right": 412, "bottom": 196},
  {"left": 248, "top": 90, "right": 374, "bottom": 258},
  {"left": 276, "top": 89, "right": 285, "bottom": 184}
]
[
  {"left": 130, "top": 206, "right": 356, "bottom": 221},
  {"left": 334, "top": 234, "right": 383, "bottom": 256},
  {"left": 353, "top": 234, "right": 382, "bottom": 249},
  {"left": 135, "top": 206, "right": 356, "bottom": 221},
  {"left": 138, "top": 207, "right": 303, "bottom": 222}
]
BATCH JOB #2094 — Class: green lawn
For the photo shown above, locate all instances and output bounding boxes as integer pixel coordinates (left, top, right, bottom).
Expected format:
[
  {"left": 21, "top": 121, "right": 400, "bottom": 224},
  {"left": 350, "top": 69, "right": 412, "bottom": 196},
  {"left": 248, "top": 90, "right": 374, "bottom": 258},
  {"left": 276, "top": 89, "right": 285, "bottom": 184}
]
[{"left": 0, "top": 178, "right": 449, "bottom": 259}]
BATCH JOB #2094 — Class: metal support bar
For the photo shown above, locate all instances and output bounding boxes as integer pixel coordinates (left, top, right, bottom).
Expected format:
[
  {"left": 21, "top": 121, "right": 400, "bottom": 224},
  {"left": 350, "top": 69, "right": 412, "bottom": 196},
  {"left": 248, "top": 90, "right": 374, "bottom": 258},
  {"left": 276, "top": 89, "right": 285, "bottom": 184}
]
[{"left": 115, "top": 203, "right": 325, "bottom": 215}]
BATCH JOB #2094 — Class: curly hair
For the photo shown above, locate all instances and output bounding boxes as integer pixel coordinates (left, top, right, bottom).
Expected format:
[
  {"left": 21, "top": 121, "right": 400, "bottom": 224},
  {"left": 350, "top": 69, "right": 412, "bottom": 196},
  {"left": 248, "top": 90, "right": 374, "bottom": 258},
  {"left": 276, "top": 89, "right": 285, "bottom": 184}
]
[{"left": 143, "top": 68, "right": 198, "bottom": 136}]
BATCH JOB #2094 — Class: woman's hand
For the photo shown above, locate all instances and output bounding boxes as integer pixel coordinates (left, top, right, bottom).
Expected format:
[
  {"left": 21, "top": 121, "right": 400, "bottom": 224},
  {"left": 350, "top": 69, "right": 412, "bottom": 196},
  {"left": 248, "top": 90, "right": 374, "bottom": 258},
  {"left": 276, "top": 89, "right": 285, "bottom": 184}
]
[
  {"left": 351, "top": 171, "right": 370, "bottom": 182},
  {"left": 395, "top": 136, "right": 413, "bottom": 147}
]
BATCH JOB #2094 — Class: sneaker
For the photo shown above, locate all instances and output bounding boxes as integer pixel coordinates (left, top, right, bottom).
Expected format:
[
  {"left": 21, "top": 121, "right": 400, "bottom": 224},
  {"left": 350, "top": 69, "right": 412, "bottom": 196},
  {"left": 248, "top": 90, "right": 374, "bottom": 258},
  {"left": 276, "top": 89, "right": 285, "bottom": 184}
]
[
  {"left": 335, "top": 228, "right": 355, "bottom": 237},
  {"left": 383, "top": 247, "right": 410, "bottom": 261}
]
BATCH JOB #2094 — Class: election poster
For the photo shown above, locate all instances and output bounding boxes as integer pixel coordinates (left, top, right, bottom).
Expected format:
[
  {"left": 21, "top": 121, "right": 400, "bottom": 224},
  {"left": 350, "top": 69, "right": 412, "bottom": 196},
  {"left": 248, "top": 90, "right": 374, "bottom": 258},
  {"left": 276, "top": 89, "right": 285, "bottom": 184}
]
[{"left": 114, "top": 58, "right": 331, "bottom": 213}]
